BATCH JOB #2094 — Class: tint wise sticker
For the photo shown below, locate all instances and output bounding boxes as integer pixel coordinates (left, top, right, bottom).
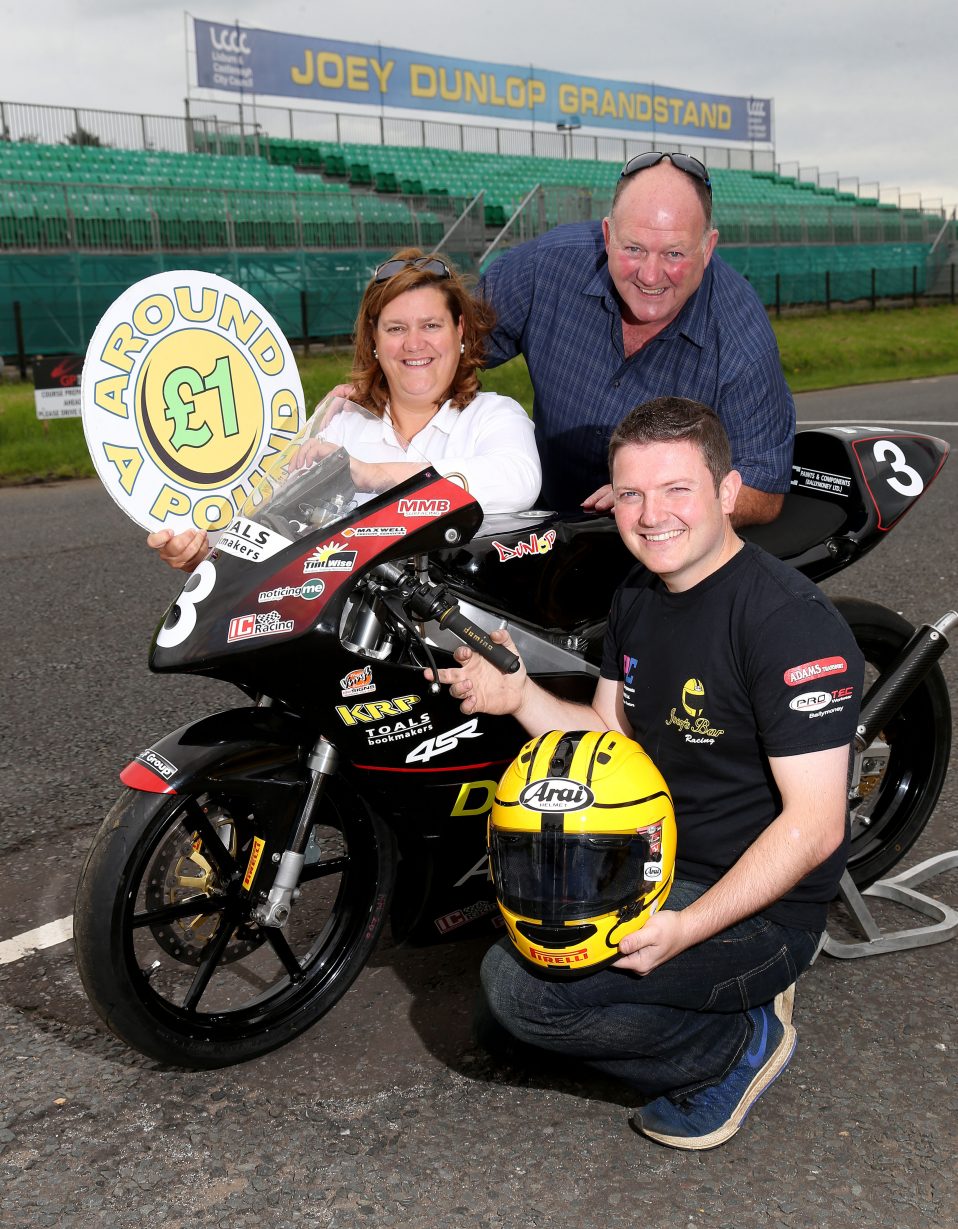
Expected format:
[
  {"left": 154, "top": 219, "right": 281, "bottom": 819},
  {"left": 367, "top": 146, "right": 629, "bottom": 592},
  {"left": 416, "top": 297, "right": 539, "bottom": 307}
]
[
  {"left": 518, "top": 778, "right": 594, "bottom": 812},
  {"left": 492, "top": 529, "right": 556, "bottom": 562},
  {"left": 227, "top": 610, "right": 295, "bottom": 642},
  {"left": 303, "top": 542, "right": 357, "bottom": 573},
  {"left": 82, "top": 270, "right": 304, "bottom": 533},
  {"left": 216, "top": 516, "right": 290, "bottom": 562}
]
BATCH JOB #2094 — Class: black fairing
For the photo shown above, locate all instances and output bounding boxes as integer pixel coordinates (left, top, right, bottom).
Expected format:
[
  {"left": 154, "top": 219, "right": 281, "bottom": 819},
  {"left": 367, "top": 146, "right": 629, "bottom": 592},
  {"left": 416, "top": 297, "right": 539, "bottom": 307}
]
[{"left": 433, "top": 510, "right": 633, "bottom": 632}]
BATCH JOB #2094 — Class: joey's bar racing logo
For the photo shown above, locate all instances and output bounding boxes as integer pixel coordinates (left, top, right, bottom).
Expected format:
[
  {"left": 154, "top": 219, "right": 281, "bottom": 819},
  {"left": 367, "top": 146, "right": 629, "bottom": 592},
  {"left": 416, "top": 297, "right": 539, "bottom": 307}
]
[{"left": 81, "top": 271, "right": 304, "bottom": 533}]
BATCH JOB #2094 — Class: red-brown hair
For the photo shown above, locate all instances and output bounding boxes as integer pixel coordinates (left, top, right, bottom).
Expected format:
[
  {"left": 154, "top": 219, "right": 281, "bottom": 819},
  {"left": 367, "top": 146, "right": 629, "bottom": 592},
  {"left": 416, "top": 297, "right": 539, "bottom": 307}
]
[{"left": 349, "top": 248, "right": 496, "bottom": 416}]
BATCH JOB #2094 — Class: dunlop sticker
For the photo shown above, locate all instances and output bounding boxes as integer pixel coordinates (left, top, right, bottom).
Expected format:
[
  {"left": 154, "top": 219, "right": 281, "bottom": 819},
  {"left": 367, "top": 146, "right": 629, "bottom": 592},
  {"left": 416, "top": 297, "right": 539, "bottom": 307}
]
[{"left": 81, "top": 270, "right": 304, "bottom": 532}]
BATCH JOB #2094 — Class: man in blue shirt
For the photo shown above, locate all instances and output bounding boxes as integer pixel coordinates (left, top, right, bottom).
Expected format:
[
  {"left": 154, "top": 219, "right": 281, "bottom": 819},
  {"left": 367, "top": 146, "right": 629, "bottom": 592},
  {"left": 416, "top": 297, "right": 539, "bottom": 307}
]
[{"left": 479, "top": 153, "right": 795, "bottom": 524}]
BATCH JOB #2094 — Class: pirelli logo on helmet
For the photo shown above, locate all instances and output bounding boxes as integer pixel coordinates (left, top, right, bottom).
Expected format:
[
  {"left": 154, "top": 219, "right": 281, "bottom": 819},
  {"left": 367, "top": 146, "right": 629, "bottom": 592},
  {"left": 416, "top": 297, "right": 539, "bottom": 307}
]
[
  {"left": 529, "top": 946, "right": 590, "bottom": 966},
  {"left": 518, "top": 778, "right": 595, "bottom": 812}
]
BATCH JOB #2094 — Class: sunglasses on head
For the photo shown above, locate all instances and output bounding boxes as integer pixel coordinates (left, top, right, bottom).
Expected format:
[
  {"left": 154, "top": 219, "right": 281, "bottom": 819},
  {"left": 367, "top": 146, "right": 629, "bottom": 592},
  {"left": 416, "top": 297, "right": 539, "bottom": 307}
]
[
  {"left": 373, "top": 256, "right": 453, "bottom": 283},
  {"left": 619, "top": 151, "right": 712, "bottom": 199}
]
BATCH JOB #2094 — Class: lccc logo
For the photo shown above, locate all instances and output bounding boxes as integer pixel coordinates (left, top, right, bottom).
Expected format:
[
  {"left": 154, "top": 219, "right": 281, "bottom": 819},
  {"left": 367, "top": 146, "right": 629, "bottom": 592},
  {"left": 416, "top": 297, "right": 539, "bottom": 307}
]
[{"left": 210, "top": 27, "right": 251, "bottom": 55}]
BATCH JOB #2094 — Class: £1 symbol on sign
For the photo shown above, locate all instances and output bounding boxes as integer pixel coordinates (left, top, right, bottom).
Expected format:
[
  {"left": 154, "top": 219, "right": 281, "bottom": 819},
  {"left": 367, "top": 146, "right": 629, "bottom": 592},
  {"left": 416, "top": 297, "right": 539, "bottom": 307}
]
[{"left": 164, "top": 356, "right": 239, "bottom": 451}]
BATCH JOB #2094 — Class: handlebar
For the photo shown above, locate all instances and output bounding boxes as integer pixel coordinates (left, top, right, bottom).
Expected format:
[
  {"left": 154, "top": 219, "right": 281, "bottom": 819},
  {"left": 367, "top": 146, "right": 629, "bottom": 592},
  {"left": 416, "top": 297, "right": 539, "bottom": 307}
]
[
  {"left": 432, "top": 605, "right": 522, "bottom": 674},
  {"left": 372, "top": 563, "right": 521, "bottom": 675}
]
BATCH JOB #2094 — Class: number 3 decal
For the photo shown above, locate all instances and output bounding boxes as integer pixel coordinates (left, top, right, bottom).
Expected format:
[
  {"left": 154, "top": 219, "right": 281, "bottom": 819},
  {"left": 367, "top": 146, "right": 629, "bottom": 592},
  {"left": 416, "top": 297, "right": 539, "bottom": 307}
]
[
  {"left": 872, "top": 440, "right": 924, "bottom": 498},
  {"left": 156, "top": 559, "right": 217, "bottom": 648}
]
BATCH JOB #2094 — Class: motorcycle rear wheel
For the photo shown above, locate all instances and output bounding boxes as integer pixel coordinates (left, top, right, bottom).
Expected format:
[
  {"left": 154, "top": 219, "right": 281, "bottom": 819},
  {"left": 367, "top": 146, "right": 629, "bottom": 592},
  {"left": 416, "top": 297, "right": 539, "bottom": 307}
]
[
  {"left": 836, "top": 598, "right": 952, "bottom": 888},
  {"left": 74, "top": 775, "right": 395, "bottom": 1068}
]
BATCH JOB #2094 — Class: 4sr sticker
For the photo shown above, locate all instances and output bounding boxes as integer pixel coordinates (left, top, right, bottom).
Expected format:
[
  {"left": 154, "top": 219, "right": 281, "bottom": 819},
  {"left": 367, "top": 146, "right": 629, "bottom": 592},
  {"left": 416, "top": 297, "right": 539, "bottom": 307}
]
[{"left": 405, "top": 718, "right": 482, "bottom": 764}]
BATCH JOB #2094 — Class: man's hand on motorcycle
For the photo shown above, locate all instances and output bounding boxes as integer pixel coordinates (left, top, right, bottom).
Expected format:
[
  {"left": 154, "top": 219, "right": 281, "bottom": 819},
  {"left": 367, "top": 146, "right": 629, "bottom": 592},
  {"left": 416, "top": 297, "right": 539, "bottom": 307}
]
[
  {"left": 581, "top": 483, "right": 615, "bottom": 513},
  {"left": 613, "top": 910, "right": 691, "bottom": 975},
  {"left": 147, "top": 527, "right": 208, "bottom": 573},
  {"left": 428, "top": 628, "right": 527, "bottom": 715}
]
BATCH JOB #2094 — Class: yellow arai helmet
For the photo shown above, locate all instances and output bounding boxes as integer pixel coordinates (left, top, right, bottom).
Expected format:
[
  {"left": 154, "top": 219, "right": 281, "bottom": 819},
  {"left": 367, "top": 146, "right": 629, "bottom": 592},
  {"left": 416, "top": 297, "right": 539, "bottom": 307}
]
[{"left": 489, "top": 730, "right": 676, "bottom": 975}]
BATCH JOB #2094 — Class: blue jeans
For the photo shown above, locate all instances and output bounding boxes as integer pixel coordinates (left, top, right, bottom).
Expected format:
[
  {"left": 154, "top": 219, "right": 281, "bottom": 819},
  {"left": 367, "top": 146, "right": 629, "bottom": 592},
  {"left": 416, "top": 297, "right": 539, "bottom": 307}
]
[{"left": 479, "top": 879, "right": 822, "bottom": 1099}]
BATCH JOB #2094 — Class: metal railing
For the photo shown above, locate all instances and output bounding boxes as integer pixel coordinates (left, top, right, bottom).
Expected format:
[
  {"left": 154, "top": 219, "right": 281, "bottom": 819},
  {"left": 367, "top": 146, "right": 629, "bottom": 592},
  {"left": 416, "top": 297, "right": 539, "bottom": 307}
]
[
  {"left": 1, "top": 96, "right": 777, "bottom": 172},
  {"left": 184, "top": 97, "right": 778, "bottom": 173},
  {"left": 0, "top": 179, "right": 473, "bottom": 254},
  {"left": 928, "top": 207, "right": 958, "bottom": 285},
  {"left": 1, "top": 178, "right": 950, "bottom": 258}
]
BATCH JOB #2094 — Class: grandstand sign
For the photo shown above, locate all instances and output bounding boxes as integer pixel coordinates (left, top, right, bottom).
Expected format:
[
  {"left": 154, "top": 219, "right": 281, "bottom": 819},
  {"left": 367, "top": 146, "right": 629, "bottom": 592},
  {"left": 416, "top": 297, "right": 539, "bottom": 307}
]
[
  {"left": 193, "top": 21, "right": 771, "bottom": 142},
  {"left": 81, "top": 271, "right": 305, "bottom": 533}
]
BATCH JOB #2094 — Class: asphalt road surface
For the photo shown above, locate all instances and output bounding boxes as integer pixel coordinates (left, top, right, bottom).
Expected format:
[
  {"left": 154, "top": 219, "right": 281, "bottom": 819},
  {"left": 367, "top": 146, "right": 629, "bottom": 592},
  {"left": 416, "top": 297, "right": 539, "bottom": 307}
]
[{"left": 1, "top": 375, "right": 957, "bottom": 1229}]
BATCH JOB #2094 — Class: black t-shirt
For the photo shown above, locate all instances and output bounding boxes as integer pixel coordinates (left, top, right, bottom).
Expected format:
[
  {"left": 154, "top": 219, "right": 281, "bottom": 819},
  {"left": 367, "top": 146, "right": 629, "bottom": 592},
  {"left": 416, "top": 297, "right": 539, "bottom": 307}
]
[{"left": 600, "top": 541, "right": 864, "bottom": 930}]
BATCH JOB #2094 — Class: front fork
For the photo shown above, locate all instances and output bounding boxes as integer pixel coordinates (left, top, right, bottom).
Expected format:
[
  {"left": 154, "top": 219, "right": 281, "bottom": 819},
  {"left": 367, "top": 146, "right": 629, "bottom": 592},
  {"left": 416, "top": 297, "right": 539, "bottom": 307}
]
[
  {"left": 253, "top": 737, "right": 339, "bottom": 928},
  {"left": 851, "top": 609, "right": 957, "bottom": 801}
]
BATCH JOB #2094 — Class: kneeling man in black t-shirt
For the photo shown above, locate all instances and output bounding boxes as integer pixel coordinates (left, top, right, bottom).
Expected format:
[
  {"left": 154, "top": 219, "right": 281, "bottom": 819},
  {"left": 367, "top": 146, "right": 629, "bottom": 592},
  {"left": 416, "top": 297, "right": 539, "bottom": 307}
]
[{"left": 433, "top": 396, "right": 863, "bottom": 1151}]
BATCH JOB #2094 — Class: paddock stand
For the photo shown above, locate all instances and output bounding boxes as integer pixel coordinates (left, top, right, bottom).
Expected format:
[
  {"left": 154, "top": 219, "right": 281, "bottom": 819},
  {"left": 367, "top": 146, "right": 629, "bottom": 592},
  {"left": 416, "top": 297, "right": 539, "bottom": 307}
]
[
  {"left": 825, "top": 608, "right": 958, "bottom": 958},
  {"left": 825, "top": 854, "right": 958, "bottom": 958}
]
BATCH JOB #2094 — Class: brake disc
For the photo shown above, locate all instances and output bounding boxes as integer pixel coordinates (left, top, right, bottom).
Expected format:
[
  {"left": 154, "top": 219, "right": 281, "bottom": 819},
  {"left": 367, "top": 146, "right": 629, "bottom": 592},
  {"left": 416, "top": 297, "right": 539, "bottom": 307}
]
[{"left": 144, "top": 804, "right": 265, "bottom": 966}]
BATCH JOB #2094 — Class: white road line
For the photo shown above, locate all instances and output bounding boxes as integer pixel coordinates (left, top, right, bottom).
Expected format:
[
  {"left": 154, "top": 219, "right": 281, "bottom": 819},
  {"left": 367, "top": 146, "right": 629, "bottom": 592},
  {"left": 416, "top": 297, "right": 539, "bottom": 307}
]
[
  {"left": 798, "top": 419, "right": 958, "bottom": 428},
  {"left": 0, "top": 915, "right": 74, "bottom": 965}
]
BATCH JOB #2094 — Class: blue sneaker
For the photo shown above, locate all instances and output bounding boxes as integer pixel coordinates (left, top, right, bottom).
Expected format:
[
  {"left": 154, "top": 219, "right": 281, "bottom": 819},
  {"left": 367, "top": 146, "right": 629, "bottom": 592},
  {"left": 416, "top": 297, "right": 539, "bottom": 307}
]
[{"left": 633, "top": 1002, "right": 797, "bottom": 1150}]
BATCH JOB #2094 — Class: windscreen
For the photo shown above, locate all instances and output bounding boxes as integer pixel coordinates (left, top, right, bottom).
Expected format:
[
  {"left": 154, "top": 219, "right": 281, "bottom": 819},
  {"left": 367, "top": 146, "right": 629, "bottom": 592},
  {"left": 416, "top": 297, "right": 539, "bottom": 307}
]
[{"left": 236, "top": 394, "right": 435, "bottom": 541}]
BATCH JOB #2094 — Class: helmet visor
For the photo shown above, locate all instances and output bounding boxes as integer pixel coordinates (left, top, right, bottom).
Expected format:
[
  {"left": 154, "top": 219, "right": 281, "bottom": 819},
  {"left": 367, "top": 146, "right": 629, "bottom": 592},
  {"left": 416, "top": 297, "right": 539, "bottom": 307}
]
[{"left": 490, "top": 828, "right": 657, "bottom": 923}]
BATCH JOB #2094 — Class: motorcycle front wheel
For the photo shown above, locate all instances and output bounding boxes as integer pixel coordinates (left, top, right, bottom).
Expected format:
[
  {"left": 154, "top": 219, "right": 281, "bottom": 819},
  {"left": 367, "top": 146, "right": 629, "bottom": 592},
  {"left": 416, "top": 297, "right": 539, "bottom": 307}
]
[
  {"left": 836, "top": 598, "right": 952, "bottom": 888},
  {"left": 74, "top": 774, "right": 396, "bottom": 1068}
]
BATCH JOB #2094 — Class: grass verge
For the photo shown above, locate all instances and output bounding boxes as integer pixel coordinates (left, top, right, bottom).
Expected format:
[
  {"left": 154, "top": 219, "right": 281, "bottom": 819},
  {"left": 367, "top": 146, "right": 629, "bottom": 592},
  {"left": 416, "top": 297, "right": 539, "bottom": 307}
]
[{"left": 2, "top": 303, "right": 957, "bottom": 483}]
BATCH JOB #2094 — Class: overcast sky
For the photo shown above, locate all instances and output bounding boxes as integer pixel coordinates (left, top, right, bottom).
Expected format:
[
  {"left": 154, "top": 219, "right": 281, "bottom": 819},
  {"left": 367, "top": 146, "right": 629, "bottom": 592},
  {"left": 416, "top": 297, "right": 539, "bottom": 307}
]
[{"left": 2, "top": 0, "right": 956, "bottom": 210}]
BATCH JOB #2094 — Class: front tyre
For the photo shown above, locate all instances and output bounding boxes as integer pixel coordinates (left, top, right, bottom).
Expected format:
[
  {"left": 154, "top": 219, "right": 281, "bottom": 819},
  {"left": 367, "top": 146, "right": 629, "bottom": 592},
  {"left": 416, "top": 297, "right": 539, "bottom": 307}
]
[
  {"left": 74, "top": 776, "right": 395, "bottom": 1068},
  {"left": 836, "top": 598, "right": 952, "bottom": 888}
]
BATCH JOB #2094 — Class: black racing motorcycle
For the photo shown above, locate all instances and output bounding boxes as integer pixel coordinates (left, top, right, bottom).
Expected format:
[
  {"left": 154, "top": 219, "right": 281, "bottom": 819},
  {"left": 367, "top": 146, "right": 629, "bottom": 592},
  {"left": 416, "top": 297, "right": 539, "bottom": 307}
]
[{"left": 74, "top": 418, "right": 954, "bottom": 1067}]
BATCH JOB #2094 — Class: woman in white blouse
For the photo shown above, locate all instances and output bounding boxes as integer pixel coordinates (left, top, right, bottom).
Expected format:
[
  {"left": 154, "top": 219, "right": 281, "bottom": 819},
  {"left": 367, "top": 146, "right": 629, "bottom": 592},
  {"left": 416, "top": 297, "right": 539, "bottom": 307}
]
[
  {"left": 294, "top": 251, "right": 539, "bottom": 511},
  {"left": 151, "top": 250, "right": 541, "bottom": 571}
]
